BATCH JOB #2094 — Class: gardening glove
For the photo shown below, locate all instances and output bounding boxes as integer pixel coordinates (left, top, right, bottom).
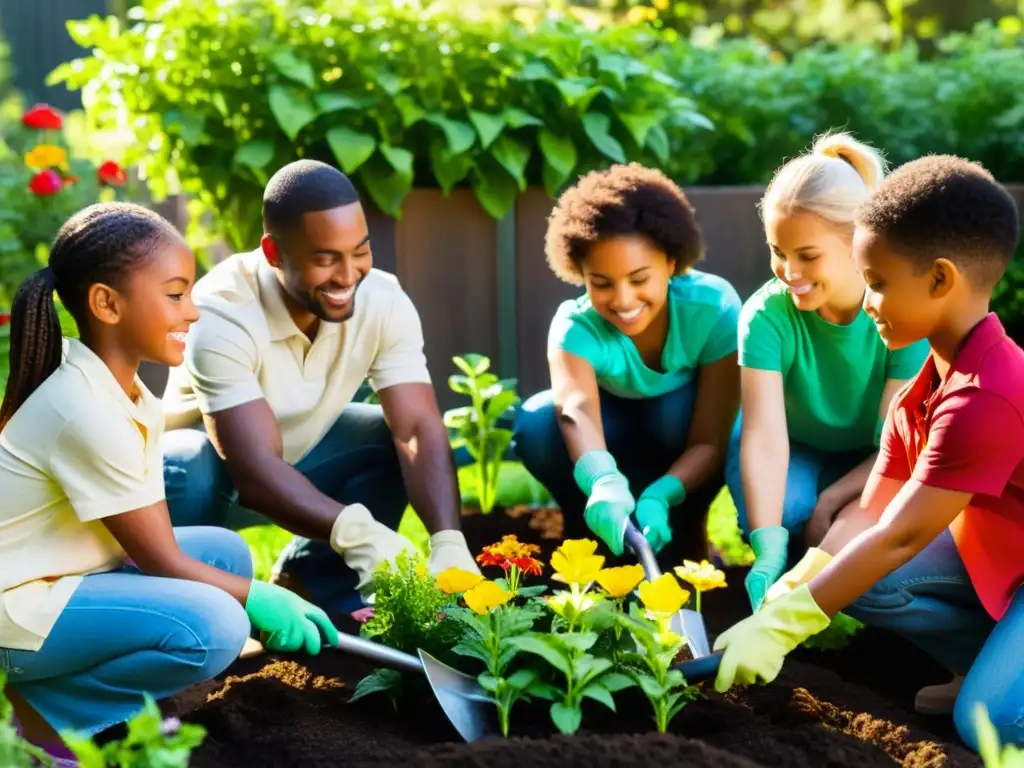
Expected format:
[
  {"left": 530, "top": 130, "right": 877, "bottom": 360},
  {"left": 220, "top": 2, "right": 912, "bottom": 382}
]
[
  {"left": 574, "top": 450, "right": 634, "bottom": 556},
  {"left": 764, "top": 547, "right": 833, "bottom": 605},
  {"left": 745, "top": 526, "right": 790, "bottom": 612},
  {"left": 428, "top": 530, "right": 481, "bottom": 576},
  {"left": 713, "top": 583, "right": 831, "bottom": 693},
  {"left": 329, "top": 503, "right": 417, "bottom": 591},
  {"left": 245, "top": 579, "right": 340, "bottom": 655},
  {"left": 634, "top": 475, "right": 686, "bottom": 554}
]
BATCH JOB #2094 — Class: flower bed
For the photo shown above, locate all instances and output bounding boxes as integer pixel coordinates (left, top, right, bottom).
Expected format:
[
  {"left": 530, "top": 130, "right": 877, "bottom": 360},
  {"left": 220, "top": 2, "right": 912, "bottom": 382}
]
[{"left": 158, "top": 506, "right": 984, "bottom": 768}]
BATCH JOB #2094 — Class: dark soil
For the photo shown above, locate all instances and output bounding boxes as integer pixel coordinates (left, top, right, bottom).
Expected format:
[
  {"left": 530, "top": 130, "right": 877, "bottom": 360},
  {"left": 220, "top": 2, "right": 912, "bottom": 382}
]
[{"left": 162, "top": 506, "right": 983, "bottom": 768}]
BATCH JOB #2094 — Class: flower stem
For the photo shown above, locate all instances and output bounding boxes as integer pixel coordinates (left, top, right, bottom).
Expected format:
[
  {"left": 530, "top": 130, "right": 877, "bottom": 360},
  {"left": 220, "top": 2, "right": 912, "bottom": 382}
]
[{"left": 696, "top": 589, "right": 701, "bottom": 614}]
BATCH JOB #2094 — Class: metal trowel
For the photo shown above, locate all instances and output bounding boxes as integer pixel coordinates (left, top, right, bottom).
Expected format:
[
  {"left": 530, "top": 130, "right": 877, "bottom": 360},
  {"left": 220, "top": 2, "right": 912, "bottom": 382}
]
[{"left": 623, "top": 521, "right": 723, "bottom": 682}]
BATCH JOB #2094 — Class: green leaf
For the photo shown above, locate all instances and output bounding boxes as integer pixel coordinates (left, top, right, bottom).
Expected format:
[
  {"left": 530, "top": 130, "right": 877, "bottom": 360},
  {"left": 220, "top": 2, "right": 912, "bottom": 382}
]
[
  {"left": 326, "top": 126, "right": 377, "bottom": 174},
  {"left": 555, "top": 77, "right": 599, "bottom": 109},
  {"left": 525, "top": 679, "right": 561, "bottom": 701},
  {"left": 233, "top": 139, "right": 275, "bottom": 170},
  {"left": 478, "top": 673, "right": 500, "bottom": 693},
  {"left": 448, "top": 374, "right": 473, "bottom": 395},
  {"left": 582, "top": 113, "right": 626, "bottom": 163},
  {"left": 617, "top": 111, "right": 662, "bottom": 148},
  {"left": 508, "top": 634, "right": 572, "bottom": 676},
  {"left": 485, "top": 390, "right": 520, "bottom": 421},
  {"left": 376, "top": 72, "right": 405, "bottom": 96},
  {"left": 268, "top": 85, "right": 317, "bottom": 141},
  {"left": 361, "top": 151, "right": 415, "bottom": 218},
  {"left": 488, "top": 135, "right": 530, "bottom": 192},
  {"left": 163, "top": 109, "right": 206, "bottom": 146},
  {"left": 349, "top": 668, "right": 404, "bottom": 702},
  {"left": 429, "top": 140, "right": 473, "bottom": 195},
  {"left": 471, "top": 160, "right": 519, "bottom": 220},
  {"left": 502, "top": 108, "right": 544, "bottom": 129},
  {"left": 601, "top": 672, "right": 638, "bottom": 693},
  {"left": 541, "top": 160, "right": 571, "bottom": 199},
  {"left": 451, "top": 641, "right": 491, "bottom": 666},
  {"left": 646, "top": 124, "right": 670, "bottom": 164},
  {"left": 517, "top": 61, "right": 553, "bottom": 81},
  {"left": 575, "top": 655, "right": 613, "bottom": 688},
  {"left": 538, "top": 129, "right": 576, "bottom": 176},
  {"left": 269, "top": 48, "right": 316, "bottom": 88},
  {"left": 636, "top": 673, "right": 668, "bottom": 700},
  {"left": 394, "top": 94, "right": 426, "bottom": 128},
  {"left": 426, "top": 115, "right": 477, "bottom": 155},
  {"left": 380, "top": 144, "right": 414, "bottom": 177},
  {"left": 550, "top": 702, "right": 583, "bottom": 735},
  {"left": 557, "top": 631, "right": 598, "bottom": 654},
  {"left": 316, "top": 93, "right": 373, "bottom": 114},
  {"left": 580, "top": 681, "right": 617, "bottom": 711},
  {"left": 454, "top": 353, "right": 490, "bottom": 376},
  {"left": 505, "top": 667, "right": 539, "bottom": 691},
  {"left": 468, "top": 110, "right": 506, "bottom": 149}
]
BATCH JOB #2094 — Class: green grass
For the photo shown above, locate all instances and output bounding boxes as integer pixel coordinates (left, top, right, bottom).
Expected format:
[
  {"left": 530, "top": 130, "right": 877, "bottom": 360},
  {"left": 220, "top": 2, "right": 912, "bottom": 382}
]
[{"left": 239, "top": 462, "right": 752, "bottom": 582}]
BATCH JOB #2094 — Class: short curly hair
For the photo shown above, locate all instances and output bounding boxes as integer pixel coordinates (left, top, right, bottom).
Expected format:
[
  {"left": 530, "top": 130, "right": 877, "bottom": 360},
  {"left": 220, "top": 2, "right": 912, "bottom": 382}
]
[
  {"left": 856, "top": 155, "right": 1020, "bottom": 288},
  {"left": 544, "top": 163, "right": 704, "bottom": 285}
]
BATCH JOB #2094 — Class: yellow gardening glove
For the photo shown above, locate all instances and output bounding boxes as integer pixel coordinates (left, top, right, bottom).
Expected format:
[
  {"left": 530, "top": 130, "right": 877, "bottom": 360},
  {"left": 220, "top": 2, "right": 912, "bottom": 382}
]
[
  {"left": 329, "top": 503, "right": 417, "bottom": 591},
  {"left": 713, "top": 584, "right": 831, "bottom": 693},
  {"left": 428, "top": 530, "right": 481, "bottom": 576},
  {"left": 763, "top": 547, "right": 833, "bottom": 605}
]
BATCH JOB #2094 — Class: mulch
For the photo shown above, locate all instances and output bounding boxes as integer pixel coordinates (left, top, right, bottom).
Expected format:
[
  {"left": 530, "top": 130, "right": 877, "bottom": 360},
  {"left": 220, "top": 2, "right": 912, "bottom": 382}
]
[{"left": 157, "top": 505, "right": 982, "bottom": 768}]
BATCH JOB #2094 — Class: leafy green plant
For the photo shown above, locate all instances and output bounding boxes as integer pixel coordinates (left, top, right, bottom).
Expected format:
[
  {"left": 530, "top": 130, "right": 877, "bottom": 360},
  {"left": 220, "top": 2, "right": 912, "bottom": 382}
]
[
  {"left": 444, "top": 354, "right": 520, "bottom": 515},
  {"left": 800, "top": 611, "right": 865, "bottom": 651},
  {"left": 0, "top": 670, "right": 52, "bottom": 767},
  {"left": 976, "top": 702, "right": 1024, "bottom": 768}
]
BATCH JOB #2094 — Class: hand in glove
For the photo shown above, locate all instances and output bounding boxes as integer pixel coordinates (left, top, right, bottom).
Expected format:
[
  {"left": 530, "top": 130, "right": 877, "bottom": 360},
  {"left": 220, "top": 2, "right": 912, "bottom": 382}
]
[
  {"left": 574, "top": 450, "right": 634, "bottom": 556},
  {"left": 428, "top": 530, "right": 481, "bottom": 575},
  {"left": 634, "top": 475, "right": 686, "bottom": 553},
  {"left": 763, "top": 547, "right": 833, "bottom": 605},
  {"left": 245, "top": 580, "right": 340, "bottom": 655},
  {"left": 329, "top": 503, "right": 417, "bottom": 590},
  {"left": 744, "top": 526, "right": 790, "bottom": 611}
]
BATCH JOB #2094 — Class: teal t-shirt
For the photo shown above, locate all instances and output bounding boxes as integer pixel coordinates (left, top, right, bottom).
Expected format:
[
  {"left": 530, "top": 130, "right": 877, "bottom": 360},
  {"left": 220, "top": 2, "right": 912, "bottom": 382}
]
[
  {"left": 548, "top": 269, "right": 742, "bottom": 399},
  {"left": 738, "top": 278, "right": 930, "bottom": 452}
]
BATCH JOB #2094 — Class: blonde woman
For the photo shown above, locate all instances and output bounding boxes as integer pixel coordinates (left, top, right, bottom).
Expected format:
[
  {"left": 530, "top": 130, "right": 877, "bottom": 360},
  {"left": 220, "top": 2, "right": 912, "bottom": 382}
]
[{"left": 726, "top": 132, "right": 930, "bottom": 611}]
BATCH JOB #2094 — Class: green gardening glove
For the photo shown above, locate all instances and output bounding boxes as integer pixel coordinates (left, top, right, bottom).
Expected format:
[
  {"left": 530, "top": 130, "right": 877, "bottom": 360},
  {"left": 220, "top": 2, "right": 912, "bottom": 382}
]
[
  {"left": 634, "top": 475, "right": 687, "bottom": 554},
  {"left": 745, "top": 526, "right": 790, "bottom": 612},
  {"left": 714, "top": 583, "right": 831, "bottom": 693},
  {"left": 574, "top": 450, "right": 635, "bottom": 556},
  {"left": 245, "top": 580, "right": 340, "bottom": 655}
]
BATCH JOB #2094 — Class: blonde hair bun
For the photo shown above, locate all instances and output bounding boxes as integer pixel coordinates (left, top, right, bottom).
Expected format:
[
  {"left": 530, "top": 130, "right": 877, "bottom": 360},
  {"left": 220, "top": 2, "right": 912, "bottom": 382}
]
[{"left": 812, "top": 131, "right": 887, "bottom": 190}]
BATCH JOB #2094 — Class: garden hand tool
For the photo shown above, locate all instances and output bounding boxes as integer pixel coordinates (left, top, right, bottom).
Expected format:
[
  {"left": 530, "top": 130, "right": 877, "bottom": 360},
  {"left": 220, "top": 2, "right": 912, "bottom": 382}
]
[
  {"left": 330, "top": 631, "right": 497, "bottom": 743},
  {"left": 712, "top": 583, "right": 830, "bottom": 693},
  {"left": 623, "top": 521, "right": 719, "bottom": 682},
  {"left": 745, "top": 526, "right": 790, "bottom": 611}
]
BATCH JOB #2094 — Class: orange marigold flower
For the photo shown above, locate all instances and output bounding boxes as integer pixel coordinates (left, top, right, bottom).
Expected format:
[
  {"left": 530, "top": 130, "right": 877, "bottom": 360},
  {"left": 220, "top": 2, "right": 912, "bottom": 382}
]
[{"left": 476, "top": 534, "right": 541, "bottom": 571}]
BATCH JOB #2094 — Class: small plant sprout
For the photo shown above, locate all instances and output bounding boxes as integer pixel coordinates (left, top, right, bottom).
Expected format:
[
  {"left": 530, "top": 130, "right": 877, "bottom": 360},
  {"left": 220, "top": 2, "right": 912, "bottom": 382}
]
[
  {"left": 673, "top": 559, "right": 726, "bottom": 613},
  {"left": 616, "top": 573, "right": 698, "bottom": 733},
  {"left": 546, "top": 539, "right": 606, "bottom": 632},
  {"left": 476, "top": 534, "right": 545, "bottom": 598},
  {"left": 443, "top": 353, "right": 520, "bottom": 514}
]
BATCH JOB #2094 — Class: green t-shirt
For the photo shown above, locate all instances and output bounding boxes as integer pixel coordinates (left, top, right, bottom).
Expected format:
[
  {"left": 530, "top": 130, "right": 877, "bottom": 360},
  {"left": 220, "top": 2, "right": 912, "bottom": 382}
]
[
  {"left": 738, "top": 278, "right": 930, "bottom": 452},
  {"left": 548, "top": 269, "right": 742, "bottom": 399}
]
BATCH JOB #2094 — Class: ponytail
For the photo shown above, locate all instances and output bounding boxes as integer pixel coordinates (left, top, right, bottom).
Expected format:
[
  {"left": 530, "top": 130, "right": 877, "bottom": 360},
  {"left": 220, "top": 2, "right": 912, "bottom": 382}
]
[{"left": 0, "top": 268, "right": 63, "bottom": 432}]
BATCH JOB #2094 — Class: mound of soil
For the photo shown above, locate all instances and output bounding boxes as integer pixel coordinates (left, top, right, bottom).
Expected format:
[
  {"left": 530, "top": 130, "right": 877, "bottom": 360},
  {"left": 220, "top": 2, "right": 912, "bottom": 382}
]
[{"left": 162, "top": 506, "right": 982, "bottom": 767}]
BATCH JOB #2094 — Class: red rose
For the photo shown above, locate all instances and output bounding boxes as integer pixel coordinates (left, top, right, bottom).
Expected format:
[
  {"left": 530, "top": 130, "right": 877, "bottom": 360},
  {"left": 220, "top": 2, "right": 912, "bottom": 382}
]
[
  {"left": 22, "top": 104, "right": 64, "bottom": 131},
  {"left": 29, "top": 169, "right": 63, "bottom": 196},
  {"left": 97, "top": 161, "right": 127, "bottom": 188}
]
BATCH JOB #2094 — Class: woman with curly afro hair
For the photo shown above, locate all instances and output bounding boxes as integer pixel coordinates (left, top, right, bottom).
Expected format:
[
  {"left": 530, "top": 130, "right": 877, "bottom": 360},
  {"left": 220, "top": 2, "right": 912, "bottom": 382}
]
[{"left": 513, "top": 163, "right": 742, "bottom": 565}]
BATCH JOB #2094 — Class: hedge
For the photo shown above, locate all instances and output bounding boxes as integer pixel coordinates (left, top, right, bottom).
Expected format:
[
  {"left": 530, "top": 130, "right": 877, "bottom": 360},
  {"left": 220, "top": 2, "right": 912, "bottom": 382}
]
[{"left": 49, "top": 1, "right": 1023, "bottom": 254}]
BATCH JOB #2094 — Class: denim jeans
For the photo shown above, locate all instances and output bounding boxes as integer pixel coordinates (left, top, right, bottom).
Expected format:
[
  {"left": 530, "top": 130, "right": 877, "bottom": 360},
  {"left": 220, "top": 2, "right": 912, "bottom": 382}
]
[
  {"left": 0, "top": 527, "right": 251, "bottom": 737},
  {"left": 845, "top": 528, "right": 1023, "bottom": 751},
  {"left": 161, "top": 404, "right": 408, "bottom": 617},
  {"left": 512, "top": 382, "right": 721, "bottom": 565},
  {"left": 724, "top": 414, "right": 873, "bottom": 539}
]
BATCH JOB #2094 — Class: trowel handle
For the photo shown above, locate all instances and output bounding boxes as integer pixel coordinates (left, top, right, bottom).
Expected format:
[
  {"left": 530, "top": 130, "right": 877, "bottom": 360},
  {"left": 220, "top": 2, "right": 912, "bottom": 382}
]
[
  {"left": 624, "top": 520, "right": 663, "bottom": 581},
  {"left": 332, "top": 631, "right": 425, "bottom": 676}
]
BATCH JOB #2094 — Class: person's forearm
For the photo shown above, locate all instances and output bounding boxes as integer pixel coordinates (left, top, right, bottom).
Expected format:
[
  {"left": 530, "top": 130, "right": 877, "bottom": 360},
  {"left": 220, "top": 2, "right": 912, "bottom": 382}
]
[
  {"left": 145, "top": 552, "right": 252, "bottom": 604},
  {"left": 555, "top": 396, "right": 607, "bottom": 464},
  {"left": 396, "top": 417, "right": 461, "bottom": 533},
  {"left": 740, "top": 426, "right": 789, "bottom": 530},
  {"left": 817, "top": 501, "right": 878, "bottom": 555},
  {"left": 820, "top": 452, "right": 877, "bottom": 508},
  {"left": 665, "top": 442, "right": 722, "bottom": 494},
  {"left": 230, "top": 455, "right": 341, "bottom": 540}
]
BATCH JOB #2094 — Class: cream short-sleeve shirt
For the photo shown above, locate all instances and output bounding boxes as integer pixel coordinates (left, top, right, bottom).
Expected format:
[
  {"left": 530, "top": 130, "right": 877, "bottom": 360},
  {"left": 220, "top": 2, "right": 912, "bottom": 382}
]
[
  {"left": 162, "top": 250, "right": 432, "bottom": 465},
  {"left": 0, "top": 339, "right": 165, "bottom": 651}
]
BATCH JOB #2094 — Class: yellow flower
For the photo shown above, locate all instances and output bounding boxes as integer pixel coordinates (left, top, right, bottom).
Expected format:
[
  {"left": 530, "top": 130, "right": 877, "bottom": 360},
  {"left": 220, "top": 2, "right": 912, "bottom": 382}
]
[
  {"left": 639, "top": 573, "right": 690, "bottom": 617},
  {"left": 595, "top": 564, "right": 645, "bottom": 598},
  {"left": 674, "top": 560, "right": 727, "bottom": 593},
  {"left": 436, "top": 566, "right": 484, "bottom": 595},
  {"left": 463, "top": 580, "right": 512, "bottom": 615},
  {"left": 550, "top": 539, "right": 605, "bottom": 585},
  {"left": 24, "top": 144, "right": 68, "bottom": 172},
  {"left": 651, "top": 0, "right": 668, "bottom": 10}
]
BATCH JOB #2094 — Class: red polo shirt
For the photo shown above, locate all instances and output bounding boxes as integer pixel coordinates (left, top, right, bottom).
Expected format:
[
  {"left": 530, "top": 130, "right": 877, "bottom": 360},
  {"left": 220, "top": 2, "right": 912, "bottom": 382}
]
[{"left": 876, "top": 313, "right": 1024, "bottom": 620}]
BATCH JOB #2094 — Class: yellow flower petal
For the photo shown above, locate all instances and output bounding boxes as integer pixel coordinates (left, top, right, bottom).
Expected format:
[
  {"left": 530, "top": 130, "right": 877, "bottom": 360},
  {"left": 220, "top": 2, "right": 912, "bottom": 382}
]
[
  {"left": 550, "top": 538, "right": 604, "bottom": 585},
  {"left": 673, "top": 559, "right": 727, "bottom": 592},
  {"left": 463, "top": 580, "right": 511, "bottom": 615},
  {"left": 436, "top": 566, "right": 485, "bottom": 595},
  {"left": 24, "top": 144, "right": 68, "bottom": 172},
  {"left": 639, "top": 573, "right": 690, "bottom": 616},
  {"left": 595, "top": 564, "right": 645, "bottom": 598}
]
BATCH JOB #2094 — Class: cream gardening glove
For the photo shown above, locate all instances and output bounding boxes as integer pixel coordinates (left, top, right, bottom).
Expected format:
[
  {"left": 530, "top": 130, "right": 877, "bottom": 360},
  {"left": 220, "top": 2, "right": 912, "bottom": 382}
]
[
  {"left": 329, "top": 504, "right": 417, "bottom": 590},
  {"left": 763, "top": 547, "right": 834, "bottom": 605},
  {"left": 428, "top": 530, "right": 481, "bottom": 576}
]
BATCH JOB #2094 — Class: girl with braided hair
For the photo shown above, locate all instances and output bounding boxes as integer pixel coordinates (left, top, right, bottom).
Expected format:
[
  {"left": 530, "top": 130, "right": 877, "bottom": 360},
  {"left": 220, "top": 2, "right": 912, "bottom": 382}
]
[{"left": 0, "top": 202, "right": 338, "bottom": 765}]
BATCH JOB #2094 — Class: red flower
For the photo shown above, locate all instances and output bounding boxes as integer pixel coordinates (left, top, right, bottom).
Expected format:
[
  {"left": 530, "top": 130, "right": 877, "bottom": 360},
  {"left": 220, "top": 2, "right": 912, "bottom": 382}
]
[
  {"left": 97, "top": 161, "right": 127, "bottom": 188},
  {"left": 22, "top": 104, "right": 64, "bottom": 131},
  {"left": 29, "top": 169, "right": 63, "bottom": 196},
  {"left": 0, "top": 314, "right": 10, "bottom": 326}
]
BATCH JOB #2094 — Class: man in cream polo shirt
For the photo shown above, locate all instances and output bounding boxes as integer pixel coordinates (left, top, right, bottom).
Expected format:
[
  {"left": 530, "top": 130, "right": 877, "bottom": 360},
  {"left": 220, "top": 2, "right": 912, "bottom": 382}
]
[{"left": 161, "top": 160, "right": 479, "bottom": 619}]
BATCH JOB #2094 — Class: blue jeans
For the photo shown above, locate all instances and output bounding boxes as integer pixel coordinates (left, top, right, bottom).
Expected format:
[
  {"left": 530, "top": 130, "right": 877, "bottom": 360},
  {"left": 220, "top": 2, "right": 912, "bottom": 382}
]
[
  {"left": 0, "top": 527, "right": 251, "bottom": 737},
  {"left": 845, "top": 529, "right": 1023, "bottom": 751},
  {"left": 512, "top": 382, "right": 719, "bottom": 563},
  {"left": 161, "top": 404, "right": 408, "bottom": 617},
  {"left": 724, "top": 415, "right": 873, "bottom": 538}
]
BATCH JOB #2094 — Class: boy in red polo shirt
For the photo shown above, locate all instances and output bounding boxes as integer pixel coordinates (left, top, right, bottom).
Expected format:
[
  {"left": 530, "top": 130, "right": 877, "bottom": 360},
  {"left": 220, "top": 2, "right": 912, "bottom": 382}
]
[{"left": 710, "top": 154, "right": 1023, "bottom": 753}]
